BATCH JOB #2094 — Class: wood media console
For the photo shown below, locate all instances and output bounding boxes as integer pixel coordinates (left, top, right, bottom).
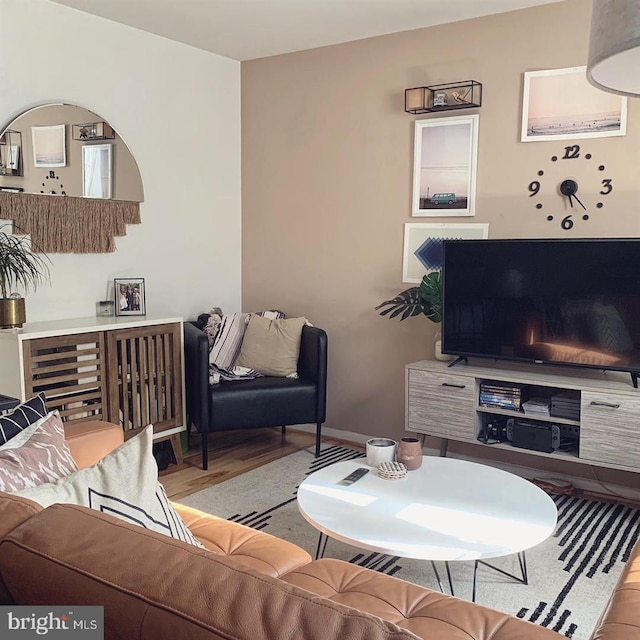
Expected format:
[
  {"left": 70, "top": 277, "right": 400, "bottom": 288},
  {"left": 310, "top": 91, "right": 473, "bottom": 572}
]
[{"left": 406, "top": 359, "right": 640, "bottom": 473}]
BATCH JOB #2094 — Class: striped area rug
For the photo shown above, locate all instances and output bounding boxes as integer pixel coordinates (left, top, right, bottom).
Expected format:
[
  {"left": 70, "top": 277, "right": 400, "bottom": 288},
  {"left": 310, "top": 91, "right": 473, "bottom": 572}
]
[{"left": 179, "top": 445, "right": 639, "bottom": 639}]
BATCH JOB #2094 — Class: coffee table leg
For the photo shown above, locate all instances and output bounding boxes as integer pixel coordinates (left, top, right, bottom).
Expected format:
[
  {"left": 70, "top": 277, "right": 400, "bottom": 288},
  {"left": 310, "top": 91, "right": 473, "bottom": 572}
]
[
  {"left": 430, "top": 562, "right": 455, "bottom": 596},
  {"left": 472, "top": 551, "right": 528, "bottom": 602},
  {"left": 315, "top": 532, "right": 329, "bottom": 559}
]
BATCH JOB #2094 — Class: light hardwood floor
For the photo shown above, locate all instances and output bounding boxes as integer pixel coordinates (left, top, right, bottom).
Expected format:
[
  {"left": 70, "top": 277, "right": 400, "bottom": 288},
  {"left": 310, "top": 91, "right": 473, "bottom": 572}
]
[{"left": 160, "top": 428, "right": 363, "bottom": 501}]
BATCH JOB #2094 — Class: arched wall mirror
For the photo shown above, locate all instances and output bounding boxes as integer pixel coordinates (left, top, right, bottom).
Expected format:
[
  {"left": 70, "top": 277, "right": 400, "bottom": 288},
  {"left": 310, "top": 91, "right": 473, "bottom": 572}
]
[{"left": 0, "top": 103, "right": 144, "bottom": 253}]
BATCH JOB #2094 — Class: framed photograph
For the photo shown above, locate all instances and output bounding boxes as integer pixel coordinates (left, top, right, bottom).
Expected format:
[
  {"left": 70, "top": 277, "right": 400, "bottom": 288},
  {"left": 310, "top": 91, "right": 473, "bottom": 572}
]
[
  {"left": 114, "top": 278, "right": 146, "bottom": 316},
  {"left": 521, "top": 66, "right": 627, "bottom": 142},
  {"left": 32, "top": 124, "right": 66, "bottom": 167},
  {"left": 403, "top": 222, "right": 489, "bottom": 283},
  {"left": 412, "top": 114, "right": 479, "bottom": 217}
]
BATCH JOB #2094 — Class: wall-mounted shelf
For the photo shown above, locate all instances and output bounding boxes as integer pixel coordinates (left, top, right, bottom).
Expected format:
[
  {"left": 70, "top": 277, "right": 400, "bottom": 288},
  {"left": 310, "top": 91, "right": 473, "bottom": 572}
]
[
  {"left": 405, "top": 80, "right": 482, "bottom": 114},
  {"left": 0, "top": 129, "right": 23, "bottom": 176},
  {"left": 72, "top": 122, "right": 115, "bottom": 141}
]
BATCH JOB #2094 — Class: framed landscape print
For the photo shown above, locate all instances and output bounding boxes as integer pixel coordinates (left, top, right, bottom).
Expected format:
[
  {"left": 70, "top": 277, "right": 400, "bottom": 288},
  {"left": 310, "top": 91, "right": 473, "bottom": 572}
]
[
  {"left": 32, "top": 124, "right": 66, "bottom": 167},
  {"left": 521, "top": 66, "right": 627, "bottom": 142},
  {"left": 411, "top": 114, "right": 479, "bottom": 217},
  {"left": 402, "top": 222, "right": 489, "bottom": 283}
]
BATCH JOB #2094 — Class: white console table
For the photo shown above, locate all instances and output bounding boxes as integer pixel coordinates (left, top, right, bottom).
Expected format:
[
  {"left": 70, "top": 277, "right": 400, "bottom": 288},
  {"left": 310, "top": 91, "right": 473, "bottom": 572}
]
[
  {"left": 405, "top": 359, "right": 640, "bottom": 474},
  {"left": 0, "top": 315, "right": 185, "bottom": 460}
]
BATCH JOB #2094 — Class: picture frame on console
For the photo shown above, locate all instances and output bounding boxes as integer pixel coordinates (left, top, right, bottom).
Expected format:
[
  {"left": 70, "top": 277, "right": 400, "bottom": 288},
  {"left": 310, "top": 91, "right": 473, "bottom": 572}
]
[
  {"left": 521, "top": 66, "right": 627, "bottom": 142},
  {"left": 114, "top": 277, "right": 146, "bottom": 316},
  {"left": 402, "top": 222, "right": 488, "bottom": 283},
  {"left": 411, "top": 114, "right": 479, "bottom": 217}
]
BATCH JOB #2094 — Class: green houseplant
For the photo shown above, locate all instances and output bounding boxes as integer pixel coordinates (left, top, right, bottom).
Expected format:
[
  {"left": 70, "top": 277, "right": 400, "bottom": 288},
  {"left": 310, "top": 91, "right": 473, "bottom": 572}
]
[
  {"left": 0, "top": 224, "right": 50, "bottom": 328},
  {"left": 375, "top": 271, "right": 442, "bottom": 323},
  {"left": 376, "top": 271, "right": 452, "bottom": 360}
]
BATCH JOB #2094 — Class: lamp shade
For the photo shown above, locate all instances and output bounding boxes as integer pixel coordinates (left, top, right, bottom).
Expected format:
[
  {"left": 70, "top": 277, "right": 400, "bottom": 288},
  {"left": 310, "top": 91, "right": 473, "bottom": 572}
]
[{"left": 587, "top": 0, "right": 640, "bottom": 97}]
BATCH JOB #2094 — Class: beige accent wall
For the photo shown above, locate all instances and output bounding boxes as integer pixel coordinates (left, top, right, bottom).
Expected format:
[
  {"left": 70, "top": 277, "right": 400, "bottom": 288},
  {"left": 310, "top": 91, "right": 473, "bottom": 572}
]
[{"left": 241, "top": 0, "right": 640, "bottom": 489}]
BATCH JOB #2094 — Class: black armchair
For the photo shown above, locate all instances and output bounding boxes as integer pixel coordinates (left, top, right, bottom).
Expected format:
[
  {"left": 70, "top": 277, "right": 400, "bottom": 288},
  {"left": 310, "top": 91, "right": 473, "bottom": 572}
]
[{"left": 183, "top": 321, "right": 328, "bottom": 470}]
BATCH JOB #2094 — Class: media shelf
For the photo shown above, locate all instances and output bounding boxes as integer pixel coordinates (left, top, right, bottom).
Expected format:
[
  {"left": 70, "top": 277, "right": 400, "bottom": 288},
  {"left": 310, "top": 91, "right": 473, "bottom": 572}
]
[
  {"left": 477, "top": 405, "right": 580, "bottom": 427},
  {"left": 406, "top": 358, "right": 640, "bottom": 474}
]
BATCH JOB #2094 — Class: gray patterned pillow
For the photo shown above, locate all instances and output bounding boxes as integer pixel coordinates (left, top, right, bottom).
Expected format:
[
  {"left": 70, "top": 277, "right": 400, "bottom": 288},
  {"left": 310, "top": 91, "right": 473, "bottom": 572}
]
[{"left": 0, "top": 410, "right": 78, "bottom": 493}]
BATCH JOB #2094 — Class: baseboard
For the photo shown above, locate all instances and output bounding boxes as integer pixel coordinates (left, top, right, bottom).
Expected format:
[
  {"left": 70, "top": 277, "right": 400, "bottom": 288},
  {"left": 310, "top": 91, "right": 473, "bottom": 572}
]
[{"left": 295, "top": 424, "right": 640, "bottom": 504}]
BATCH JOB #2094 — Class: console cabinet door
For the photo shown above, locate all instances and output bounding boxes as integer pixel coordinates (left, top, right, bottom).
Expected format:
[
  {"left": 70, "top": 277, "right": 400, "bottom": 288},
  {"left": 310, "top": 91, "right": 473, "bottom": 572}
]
[
  {"left": 407, "top": 369, "right": 475, "bottom": 440},
  {"left": 580, "top": 391, "right": 640, "bottom": 470},
  {"left": 105, "top": 323, "right": 183, "bottom": 438}
]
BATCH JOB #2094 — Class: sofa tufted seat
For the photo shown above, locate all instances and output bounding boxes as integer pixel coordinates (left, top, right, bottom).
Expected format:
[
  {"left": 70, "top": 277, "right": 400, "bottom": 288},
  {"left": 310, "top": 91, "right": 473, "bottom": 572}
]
[
  {"left": 175, "top": 502, "right": 311, "bottom": 577},
  {"left": 281, "top": 558, "right": 558, "bottom": 640}
]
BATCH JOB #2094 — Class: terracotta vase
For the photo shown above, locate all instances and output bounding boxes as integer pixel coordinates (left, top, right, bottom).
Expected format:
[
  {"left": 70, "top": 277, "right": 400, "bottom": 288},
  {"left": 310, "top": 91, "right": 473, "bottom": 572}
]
[{"left": 397, "top": 437, "right": 423, "bottom": 470}]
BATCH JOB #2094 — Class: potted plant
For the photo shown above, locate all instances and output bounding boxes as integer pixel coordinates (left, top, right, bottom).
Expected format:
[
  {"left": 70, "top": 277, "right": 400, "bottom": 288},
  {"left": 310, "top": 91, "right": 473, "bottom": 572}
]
[
  {"left": 375, "top": 271, "right": 451, "bottom": 360},
  {"left": 375, "top": 271, "right": 442, "bottom": 322},
  {"left": 0, "top": 224, "right": 50, "bottom": 328}
]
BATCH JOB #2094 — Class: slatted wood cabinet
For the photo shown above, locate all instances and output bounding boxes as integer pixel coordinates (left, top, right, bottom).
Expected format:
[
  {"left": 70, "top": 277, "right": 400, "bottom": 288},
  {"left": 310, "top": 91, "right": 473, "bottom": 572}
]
[
  {"left": 0, "top": 316, "right": 185, "bottom": 451},
  {"left": 406, "top": 359, "right": 640, "bottom": 474}
]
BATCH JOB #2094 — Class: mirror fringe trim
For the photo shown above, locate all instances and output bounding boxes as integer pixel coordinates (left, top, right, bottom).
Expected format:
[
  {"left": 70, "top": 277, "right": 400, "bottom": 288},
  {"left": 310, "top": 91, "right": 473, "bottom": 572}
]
[{"left": 0, "top": 192, "right": 140, "bottom": 253}]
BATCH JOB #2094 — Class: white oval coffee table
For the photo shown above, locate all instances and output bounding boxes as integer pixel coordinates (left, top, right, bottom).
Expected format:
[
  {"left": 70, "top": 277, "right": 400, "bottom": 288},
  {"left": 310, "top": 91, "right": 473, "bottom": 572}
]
[{"left": 297, "top": 456, "right": 557, "bottom": 600}]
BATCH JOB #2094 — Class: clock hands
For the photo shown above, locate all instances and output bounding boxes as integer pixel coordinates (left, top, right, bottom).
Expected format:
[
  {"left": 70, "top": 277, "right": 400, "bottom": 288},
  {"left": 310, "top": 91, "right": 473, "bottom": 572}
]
[
  {"left": 559, "top": 179, "right": 587, "bottom": 210},
  {"left": 572, "top": 193, "right": 587, "bottom": 211}
]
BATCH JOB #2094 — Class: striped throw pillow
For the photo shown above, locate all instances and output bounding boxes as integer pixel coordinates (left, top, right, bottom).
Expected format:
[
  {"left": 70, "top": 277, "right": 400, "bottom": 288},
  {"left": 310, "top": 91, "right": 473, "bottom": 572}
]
[
  {"left": 208, "top": 313, "right": 250, "bottom": 372},
  {"left": 0, "top": 392, "right": 47, "bottom": 446}
]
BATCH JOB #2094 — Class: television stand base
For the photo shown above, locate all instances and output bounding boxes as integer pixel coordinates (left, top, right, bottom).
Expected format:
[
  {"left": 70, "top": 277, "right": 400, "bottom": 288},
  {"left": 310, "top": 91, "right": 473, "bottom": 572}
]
[
  {"left": 447, "top": 355, "right": 468, "bottom": 368},
  {"left": 632, "top": 372, "right": 639, "bottom": 389}
]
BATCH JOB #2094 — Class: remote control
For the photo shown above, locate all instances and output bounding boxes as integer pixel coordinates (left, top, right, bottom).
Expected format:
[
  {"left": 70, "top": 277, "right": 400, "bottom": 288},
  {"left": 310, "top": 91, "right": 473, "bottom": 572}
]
[{"left": 337, "top": 467, "right": 370, "bottom": 486}]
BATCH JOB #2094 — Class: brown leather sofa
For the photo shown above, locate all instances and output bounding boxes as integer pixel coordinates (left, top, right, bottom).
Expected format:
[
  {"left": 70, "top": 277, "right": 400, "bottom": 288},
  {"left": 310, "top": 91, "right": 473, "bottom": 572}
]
[{"left": 0, "top": 422, "right": 637, "bottom": 640}]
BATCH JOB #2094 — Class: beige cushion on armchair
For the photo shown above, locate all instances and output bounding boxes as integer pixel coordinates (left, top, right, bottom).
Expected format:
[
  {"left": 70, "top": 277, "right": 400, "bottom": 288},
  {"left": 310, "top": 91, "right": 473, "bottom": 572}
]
[{"left": 236, "top": 315, "right": 306, "bottom": 377}]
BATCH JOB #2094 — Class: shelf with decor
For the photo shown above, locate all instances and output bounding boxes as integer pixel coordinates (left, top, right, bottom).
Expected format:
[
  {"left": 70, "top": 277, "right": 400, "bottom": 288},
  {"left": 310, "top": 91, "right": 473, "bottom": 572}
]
[
  {"left": 72, "top": 122, "right": 115, "bottom": 141},
  {"left": 405, "top": 80, "right": 482, "bottom": 114}
]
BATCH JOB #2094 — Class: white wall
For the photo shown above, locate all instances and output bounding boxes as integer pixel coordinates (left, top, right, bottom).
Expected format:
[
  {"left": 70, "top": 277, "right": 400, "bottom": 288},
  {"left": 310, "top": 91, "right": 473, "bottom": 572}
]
[{"left": 0, "top": 0, "right": 241, "bottom": 322}]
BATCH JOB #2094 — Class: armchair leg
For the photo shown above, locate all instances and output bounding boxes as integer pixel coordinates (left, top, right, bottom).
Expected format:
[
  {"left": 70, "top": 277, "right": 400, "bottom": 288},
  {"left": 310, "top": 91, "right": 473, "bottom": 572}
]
[
  {"left": 315, "top": 422, "right": 322, "bottom": 457},
  {"left": 201, "top": 432, "right": 208, "bottom": 471}
]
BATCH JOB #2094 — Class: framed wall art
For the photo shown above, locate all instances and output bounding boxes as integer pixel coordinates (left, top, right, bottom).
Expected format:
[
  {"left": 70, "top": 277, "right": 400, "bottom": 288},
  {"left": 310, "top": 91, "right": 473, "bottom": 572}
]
[
  {"left": 115, "top": 277, "right": 146, "bottom": 316},
  {"left": 402, "top": 222, "right": 489, "bottom": 283},
  {"left": 31, "top": 124, "right": 66, "bottom": 167},
  {"left": 411, "top": 114, "right": 479, "bottom": 217},
  {"left": 521, "top": 66, "right": 627, "bottom": 142}
]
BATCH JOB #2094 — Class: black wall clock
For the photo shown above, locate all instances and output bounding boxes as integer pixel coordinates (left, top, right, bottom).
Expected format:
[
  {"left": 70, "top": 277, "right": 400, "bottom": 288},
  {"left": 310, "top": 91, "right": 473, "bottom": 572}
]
[{"left": 527, "top": 144, "right": 614, "bottom": 230}]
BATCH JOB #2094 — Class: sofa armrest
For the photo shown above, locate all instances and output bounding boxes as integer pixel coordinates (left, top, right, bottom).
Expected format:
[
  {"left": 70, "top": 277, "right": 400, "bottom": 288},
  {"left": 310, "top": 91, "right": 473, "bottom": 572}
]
[
  {"left": 63, "top": 421, "right": 124, "bottom": 469},
  {"left": 298, "top": 325, "right": 328, "bottom": 423},
  {"left": 183, "top": 321, "right": 210, "bottom": 434},
  {"left": 589, "top": 540, "right": 640, "bottom": 639}
]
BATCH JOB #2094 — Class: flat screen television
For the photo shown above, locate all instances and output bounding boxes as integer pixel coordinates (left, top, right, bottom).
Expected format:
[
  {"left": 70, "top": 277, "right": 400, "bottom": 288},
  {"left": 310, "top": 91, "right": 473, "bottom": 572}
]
[{"left": 441, "top": 238, "right": 640, "bottom": 385}]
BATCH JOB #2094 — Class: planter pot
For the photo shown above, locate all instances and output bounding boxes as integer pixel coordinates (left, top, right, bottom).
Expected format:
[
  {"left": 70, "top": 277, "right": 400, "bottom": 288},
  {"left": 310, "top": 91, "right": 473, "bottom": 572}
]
[
  {"left": 0, "top": 298, "right": 26, "bottom": 328},
  {"left": 397, "top": 437, "right": 423, "bottom": 470}
]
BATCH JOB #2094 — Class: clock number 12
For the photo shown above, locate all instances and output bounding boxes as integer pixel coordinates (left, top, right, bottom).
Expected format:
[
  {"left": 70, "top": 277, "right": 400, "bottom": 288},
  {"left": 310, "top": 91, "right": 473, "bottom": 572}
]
[{"left": 562, "top": 145, "right": 581, "bottom": 159}]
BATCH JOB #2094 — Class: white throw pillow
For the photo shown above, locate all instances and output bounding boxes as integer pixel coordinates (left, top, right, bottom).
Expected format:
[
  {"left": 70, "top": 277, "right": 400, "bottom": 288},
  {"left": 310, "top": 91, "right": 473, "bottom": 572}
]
[{"left": 17, "top": 425, "right": 204, "bottom": 548}]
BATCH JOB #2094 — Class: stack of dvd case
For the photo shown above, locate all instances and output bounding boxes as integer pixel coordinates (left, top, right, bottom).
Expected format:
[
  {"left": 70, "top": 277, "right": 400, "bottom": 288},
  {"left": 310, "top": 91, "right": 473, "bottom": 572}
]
[
  {"left": 479, "top": 382, "right": 528, "bottom": 410},
  {"left": 550, "top": 391, "right": 580, "bottom": 421}
]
